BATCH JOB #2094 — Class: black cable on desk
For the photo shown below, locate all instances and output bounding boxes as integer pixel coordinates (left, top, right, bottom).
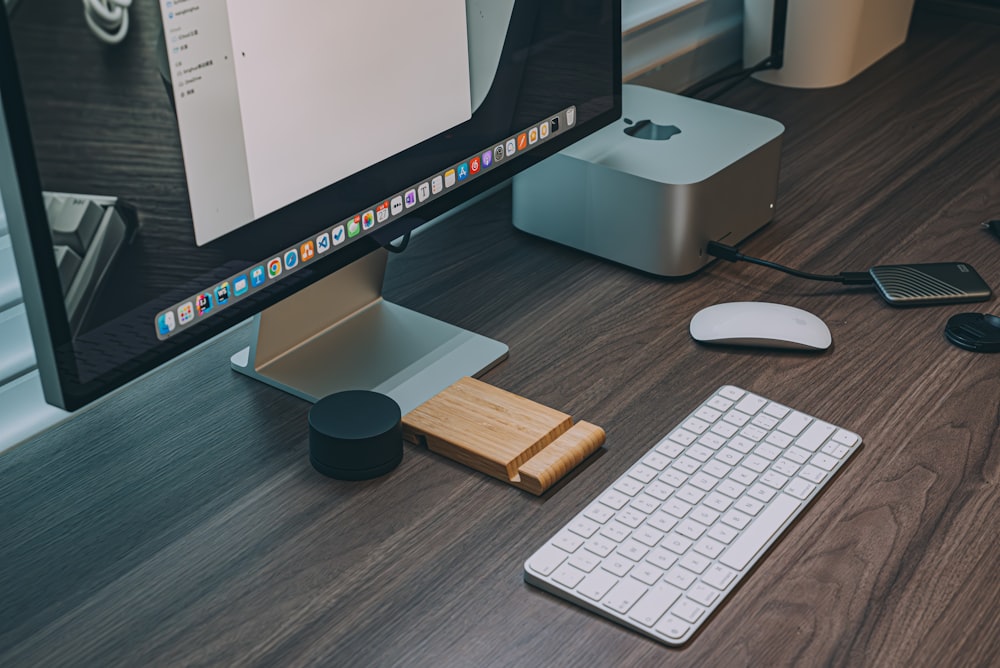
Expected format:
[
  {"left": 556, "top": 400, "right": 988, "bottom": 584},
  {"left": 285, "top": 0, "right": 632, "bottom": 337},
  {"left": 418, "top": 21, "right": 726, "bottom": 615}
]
[
  {"left": 683, "top": 57, "right": 777, "bottom": 101},
  {"left": 706, "top": 241, "right": 875, "bottom": 286}
]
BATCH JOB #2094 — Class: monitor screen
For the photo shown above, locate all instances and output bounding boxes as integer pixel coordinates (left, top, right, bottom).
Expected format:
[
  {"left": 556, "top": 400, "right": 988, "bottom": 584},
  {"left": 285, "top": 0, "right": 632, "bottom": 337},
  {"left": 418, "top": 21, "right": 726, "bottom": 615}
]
[{"left": 0, "top": 0, "right": 621, "bottom": 409}]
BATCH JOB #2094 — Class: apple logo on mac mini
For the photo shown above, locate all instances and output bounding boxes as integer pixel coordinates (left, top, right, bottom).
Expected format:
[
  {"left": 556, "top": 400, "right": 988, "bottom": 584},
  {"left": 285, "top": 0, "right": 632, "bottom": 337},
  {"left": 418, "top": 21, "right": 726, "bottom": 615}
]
[{"left": 623, "top": 118, "right": 681, "bottom": 141}]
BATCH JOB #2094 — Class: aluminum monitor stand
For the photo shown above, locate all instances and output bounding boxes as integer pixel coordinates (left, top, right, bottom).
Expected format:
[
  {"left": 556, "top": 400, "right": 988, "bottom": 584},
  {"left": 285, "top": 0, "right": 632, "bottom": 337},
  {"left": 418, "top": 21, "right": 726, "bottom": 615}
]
[{"left": 231, "top": 248, "right": 508, "bottom": 415}]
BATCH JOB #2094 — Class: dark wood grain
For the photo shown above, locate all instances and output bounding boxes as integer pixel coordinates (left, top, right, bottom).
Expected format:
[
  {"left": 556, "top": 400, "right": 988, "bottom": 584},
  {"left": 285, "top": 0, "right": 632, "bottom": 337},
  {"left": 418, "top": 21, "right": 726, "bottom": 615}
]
[{"left": 3, "top": 9, "right": 1000, "bottom": 667}]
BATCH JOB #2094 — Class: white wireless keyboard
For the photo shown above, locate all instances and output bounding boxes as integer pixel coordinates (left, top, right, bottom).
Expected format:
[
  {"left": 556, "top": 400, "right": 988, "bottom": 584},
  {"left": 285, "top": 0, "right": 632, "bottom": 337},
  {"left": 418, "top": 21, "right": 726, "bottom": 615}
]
[{"left": 524, "top": 385, "right": 862, "bottom": 646}]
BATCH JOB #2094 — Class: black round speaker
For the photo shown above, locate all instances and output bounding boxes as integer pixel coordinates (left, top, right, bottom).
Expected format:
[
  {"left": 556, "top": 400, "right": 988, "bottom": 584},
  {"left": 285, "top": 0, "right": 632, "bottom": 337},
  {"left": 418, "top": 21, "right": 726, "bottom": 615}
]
[{"left": 308, "top": 390, "right": 403, "bottom": 480}]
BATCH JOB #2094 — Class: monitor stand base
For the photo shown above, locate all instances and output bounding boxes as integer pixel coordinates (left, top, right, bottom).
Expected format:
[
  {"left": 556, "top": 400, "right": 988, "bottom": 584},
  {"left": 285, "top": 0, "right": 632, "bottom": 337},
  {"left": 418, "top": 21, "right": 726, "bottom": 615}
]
[{"left": 231, "top": 249, "right": 508, "bottom": 415}]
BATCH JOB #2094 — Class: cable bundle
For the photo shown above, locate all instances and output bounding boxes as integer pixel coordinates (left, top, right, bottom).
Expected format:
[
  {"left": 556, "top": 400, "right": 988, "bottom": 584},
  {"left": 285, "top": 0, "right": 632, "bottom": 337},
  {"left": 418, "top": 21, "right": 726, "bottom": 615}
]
[{"left": 83, "top": 0, "right": 132, "bottom": 45}]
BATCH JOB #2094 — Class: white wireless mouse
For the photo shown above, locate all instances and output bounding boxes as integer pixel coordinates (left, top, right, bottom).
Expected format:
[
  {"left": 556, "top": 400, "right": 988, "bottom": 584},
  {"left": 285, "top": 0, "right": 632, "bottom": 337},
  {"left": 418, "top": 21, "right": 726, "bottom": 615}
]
[{"left": 689, "top": 302, "right": 832, "bottom": 351}]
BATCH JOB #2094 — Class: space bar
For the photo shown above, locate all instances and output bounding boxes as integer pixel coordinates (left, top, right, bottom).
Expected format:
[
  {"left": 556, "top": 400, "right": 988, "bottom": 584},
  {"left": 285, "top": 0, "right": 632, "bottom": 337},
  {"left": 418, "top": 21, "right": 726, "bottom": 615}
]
[{"left": 719, "top": 494, "right": 801, "bottom": 571}]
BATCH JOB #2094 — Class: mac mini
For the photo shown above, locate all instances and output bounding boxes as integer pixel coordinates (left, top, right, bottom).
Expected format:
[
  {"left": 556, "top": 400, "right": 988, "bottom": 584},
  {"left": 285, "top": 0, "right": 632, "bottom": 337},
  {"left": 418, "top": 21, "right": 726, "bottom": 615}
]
[{"left": 513, "top": 84, "right": 784, "bottom": 277}]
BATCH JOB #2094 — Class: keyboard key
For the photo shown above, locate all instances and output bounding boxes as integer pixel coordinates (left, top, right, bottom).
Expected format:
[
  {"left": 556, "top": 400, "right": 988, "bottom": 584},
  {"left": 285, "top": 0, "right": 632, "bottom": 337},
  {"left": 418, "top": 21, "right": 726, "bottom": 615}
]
[
  {"left": 679, "top": 552, "right": 710, "bottom": 574},
  {"left": 707, "top": 396, "right": 733, "bottom": 412},
  {"left": 646, "top": 480, "right": 673, "bottom": 501},
  {"left": 600, "top": 491, "right": 629, "bottom": 510},
  {"left": 617, "top": 508, "right": 645, "bottom": 528},
  {"left": 628, "top": 582, "right": 681, "bottom": 627},
  {"left": 585, "top": 536, "right": 616, "bottom": 557},
  {"left": 643, "top": 452, "right": 670, "bottom": 471},
  {"left": 664, "top": 566, "right": 697, "bottom": 589},
  {"left": 734, "top": 394, "right": 767, "bottom": 415},
  {"left": 687, "top": 582, "right": 720, "bottom": 607},
  {"left": 693, "top": 537, "right": 725, "bottom": 559},
  {"left": 695, "top": 406, "right": 721, "bottom": 422},
  {"left": 773, "top": 458, "right": 800, "bottom": 477},
  {"left": 655, "top": 615, "right": 691, "bottom": 640},
  {"left": 668, "top": 428, "right": 697, "bottom": 446},
  {"left": 569, "top": 551, "right": 601, "bottom": 572},
  {"left": 614, "top": 478, "right": 644, "bottom": 497},
  {"left": 552, "top": 563, "right": 586, "bottom": 588},
  {"left": 632, "top": 562, "right": 664, "bottom": 586},
  {"left": 630, "top": 494, "right": 659, "bottom": 515},
  {"left": 599, "top": 522, "right": 630, "bottom": 543},
  {"left": 761, "top": 471, "right": 789, "bottom": 489},
  {"left": 618, "top": 539, "right": 650, "bottom": 562},
  {"left": 721, "top": 510, "right": 752, "bottom": 530},
  {"left": 702, "top": 460, "right": 730, "bottom": 479},
  {"left": 778, "top": 411, "right": 811, "bottom": 437},
  {"left": 833, "top": 429, "right": 859, "bottom": 446},
  {"left": 675, "top": 485, "right": 705, "bottom": 505},
  {"left": 723, "top": 410, "right": 751, "bottom": 427},
  {"left": 734, "top": 497, "right": 764, "bottom": 516},
  {"left": 755, "top": 443, "right": 782, "bottom": 461},
  {"left": 659, "top": 469, "right": 687, "bottom": 488},
  {"left": 718, "top": 386, "right": 744, "bottom": 400},
  {"left": 752, "top": 413, "right": 779, "bottom": 431},
  {"left": 698, "top": 433, "right": 726, "bottom": 450},
  {"left": 47, "top": 196, "right": 103, "bottom": 256},
  {"left": 634, "top": 526, "right": 665, "bottom": 547},
  {"left": 743, "top": 455, "right": 769, "bottom": 472},
  {"left": 730, "top": 467, "right": 757, "bottom": 486},
  {"left": 702, "top": 564, "right": 737, "bottom": 590},
  {"left": 799, "top": 465, "right": 826, "bottom": 484},
  {"left": 796, "top": 420, "right": 836, "bottom": 452},
  {"left": 656, "top": 440, "right": 685, "bottom": 458},
  {"left": 729, "top": 436, "right": 756, "bottom": 454},
  {"left": 569, "top": 517, "right": 600, "bottom": 538},
  {"left": 683, "top": 418, "right": 710, "bottom": 434},
  {"left": 740, "top": 425, "right": 768, "bottom": 442},
  {"left": 672, "top": 599, "right": 705, "bottom": 623},
  {"left": 602, "top": 554, "right": 634, "bottom": 577},
  {"left": 763, "top": 402, "right": 789, "bottom": 419},
  {"left": 720, "top": 494, "right": 800, "bottom": 571},
  {"left": 676, "top": 520, "right": 706, "bottom": 540},
  {"left": 811, "top": 453, "right": 839, "bottom": 471},
  {"left": 528, "top": 545, "right": 567, "bottom": 575},
  {"left": 584, "top": 504, "right": 615, "bottom": 524},
  {"left": 603, "top": 577, "right": 647, "bottom": 613},
  {"left": 785, "top": 478, "right": 816, "bottom": 500},
  {"left": 663, "top": 534, "right": 693, "bottom": 555},
  {"left": 686, "top": 444, "right": 714, "bottom": 462},
  {"left": 646, "top": 547, "right": 678, "bottom": 571},
  {"left": 647, "top": 512, "right": 678, "bottom": 533},
  {"left": 707, "top": 524, "right": 738, "bottom": 544},
  {"left": 766, "top": 430, "right": 792, "bottom": 448},
  {"left": 703, "top": 492, "right": 733, "bottom": 513},
  {"left": 672, "top": 457, "right": 699, "bottom": 475},
  {"left": 747, "top": 483, "right": 776, "bottom": 503},
  {"left": 717, "top": 480, "right": 745, "bottom": 499},
  {"left": 577, "top": 570, "right": 618, "bottom": 601},
  {"left": 822, "top": 442, "right": 850, "bottom": 459},
  {"left": 716, "top": 448, "right": 742, "bottom": 466},
  {"left": 628, "top": 464, "right": 658, "bottom": 483},
  {"left": 663, "top": 498, "right": 692, "bottom": 518},
  {"left": 690, "top": 506, "right": 720, "bottom": 526},
  {"left": 711, "top": 422, "right": 738, "bottom": 438},
  {"left": 553, "top": 531, "right": 584, "bottom": 553},
  {"left": 785, "top": 446, "right": 811, "bottom": 464}
]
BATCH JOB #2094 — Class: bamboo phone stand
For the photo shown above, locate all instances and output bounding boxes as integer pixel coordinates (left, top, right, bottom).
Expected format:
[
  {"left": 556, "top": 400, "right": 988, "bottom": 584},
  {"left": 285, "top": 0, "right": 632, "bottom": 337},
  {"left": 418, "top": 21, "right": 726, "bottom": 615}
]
[{"left": 402, "top": 377, "right": 606, "bottom": 495}]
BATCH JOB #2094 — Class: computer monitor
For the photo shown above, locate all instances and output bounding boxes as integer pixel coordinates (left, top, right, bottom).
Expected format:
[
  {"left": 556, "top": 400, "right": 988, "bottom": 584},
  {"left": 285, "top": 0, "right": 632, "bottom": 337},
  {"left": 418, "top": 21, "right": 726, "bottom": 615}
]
[{"left": 0, "top": 0, "right": 621, "bottom": 412}]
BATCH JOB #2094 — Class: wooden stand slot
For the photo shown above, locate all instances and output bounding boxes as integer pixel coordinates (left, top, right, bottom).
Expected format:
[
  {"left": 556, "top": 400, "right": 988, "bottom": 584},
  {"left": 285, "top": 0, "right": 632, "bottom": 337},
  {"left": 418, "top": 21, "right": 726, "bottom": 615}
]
[{"left": 402, "top": 377, "right": 605, "bottom": 495}]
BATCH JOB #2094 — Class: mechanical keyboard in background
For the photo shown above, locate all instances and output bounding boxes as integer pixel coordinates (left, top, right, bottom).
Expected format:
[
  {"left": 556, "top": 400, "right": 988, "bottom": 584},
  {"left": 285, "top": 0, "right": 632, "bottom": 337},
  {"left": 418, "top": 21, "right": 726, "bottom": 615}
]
[
  {"left": 524, "top": 386, "right": 862, "bottom": 646},
  {"left": 45, "top": 192, "right": 137, "bottom": 335}
]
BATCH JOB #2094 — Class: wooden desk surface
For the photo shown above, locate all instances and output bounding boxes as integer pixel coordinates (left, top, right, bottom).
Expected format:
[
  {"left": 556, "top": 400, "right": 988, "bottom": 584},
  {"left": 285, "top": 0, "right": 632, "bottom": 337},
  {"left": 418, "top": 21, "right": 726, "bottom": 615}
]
[{"left": 3, "top": 10, "right": 1000, "bottom": 667}]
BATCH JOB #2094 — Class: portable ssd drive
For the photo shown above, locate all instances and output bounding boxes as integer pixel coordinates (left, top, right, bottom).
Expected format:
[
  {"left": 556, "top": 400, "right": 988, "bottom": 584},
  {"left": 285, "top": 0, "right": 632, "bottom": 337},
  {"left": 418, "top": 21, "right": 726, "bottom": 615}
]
[{"left": 869, "top": 262, "right": 992, "bottom": 306}]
